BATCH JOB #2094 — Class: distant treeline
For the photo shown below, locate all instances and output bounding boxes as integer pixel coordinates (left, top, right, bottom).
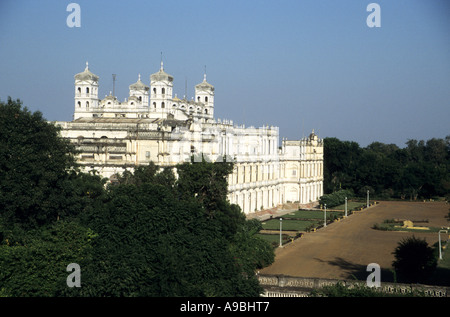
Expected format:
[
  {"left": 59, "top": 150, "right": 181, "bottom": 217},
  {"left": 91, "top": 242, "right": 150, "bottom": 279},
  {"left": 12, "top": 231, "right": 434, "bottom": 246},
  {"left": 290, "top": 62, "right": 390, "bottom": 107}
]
[{"left": 323, "top": 137, "right": 450, "bottom": 200}]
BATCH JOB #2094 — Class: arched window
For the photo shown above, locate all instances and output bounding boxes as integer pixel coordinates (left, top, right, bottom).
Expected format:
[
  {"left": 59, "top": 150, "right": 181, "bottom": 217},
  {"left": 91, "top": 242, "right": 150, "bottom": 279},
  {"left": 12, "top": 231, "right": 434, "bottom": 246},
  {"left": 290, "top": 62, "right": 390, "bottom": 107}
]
[
  {"left": 153, "top": 102, "right": 157, "bottom": 108},
  {"left": 153, "top": 88, "right": 157, "bottom": 95},
  {"left": 77, "top": 101, "right": 81, "bottom": 107},
  {"left": 162, "top": 88, "right": 165, "bottom": 95},
  {"left": 86, "top": 87, "right": 90, "bottom": 96},
  {"left": 161, "top": 102, "right": 165, "bottom": 108},
  {"left": 205, "top": 96, "right": 208, "bottom": 102},
  {"left": 86, "top": 101, "right": 89, "bottom": 108},
  {"left": 204, "top": 109, "right": 208, "bottom": 114},
  {"left": 77, "top": 87, "right": 81, "bottom": 95},
  {"left": 138, "top": 96, "right": 142, "bottom": 102},
  {"left": 197, "top": 96, "right": 200, "bottom": 102}
]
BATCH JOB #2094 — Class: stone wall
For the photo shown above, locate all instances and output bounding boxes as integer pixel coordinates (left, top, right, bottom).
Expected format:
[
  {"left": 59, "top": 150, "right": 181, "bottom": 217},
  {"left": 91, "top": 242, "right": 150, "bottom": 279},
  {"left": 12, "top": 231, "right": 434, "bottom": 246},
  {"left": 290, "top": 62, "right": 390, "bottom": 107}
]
[{"left": 258, "top": 274, "right": 449, "bottom": 297}]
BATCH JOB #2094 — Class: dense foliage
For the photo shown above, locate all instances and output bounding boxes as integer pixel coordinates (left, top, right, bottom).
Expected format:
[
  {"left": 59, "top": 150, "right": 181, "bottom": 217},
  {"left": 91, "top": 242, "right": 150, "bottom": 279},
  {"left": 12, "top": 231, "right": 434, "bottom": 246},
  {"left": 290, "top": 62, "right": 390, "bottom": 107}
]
[
  {"left": 323, "top": 137, "right": 450, "bottom": 200},
  {"left": 319, "top": 189, "right": 353, "bottom": 208},
  {"left": 392, "top": 236, "right": 437, "bottom": 284},
  {"left": 0, "top": 98, "right": 274, "bottom": 297}
]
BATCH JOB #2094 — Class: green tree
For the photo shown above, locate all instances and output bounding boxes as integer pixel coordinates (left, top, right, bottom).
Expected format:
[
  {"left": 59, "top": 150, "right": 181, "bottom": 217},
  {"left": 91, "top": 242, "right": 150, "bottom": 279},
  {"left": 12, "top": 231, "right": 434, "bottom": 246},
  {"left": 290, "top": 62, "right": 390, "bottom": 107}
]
[
  {"left": 323, "top": 137, "right": 361, "bottom": 194},
  {"left": 319, "top": 189, "right": 354, "bottom": 208},
  {"left": 176, "top": 157, "right": 233, "bottom": 213},
  {"left": 229, "top": 218, "right": 275, "bottom": 277},
  {"left": 0, "top": 97, "right": 105, "bottom": 297},
  {"left": 392, "top": 236, "right": 437, "bottom": 284},
  {"left": 70, "top": 160, "right": 273, "bottom": 297},
  {"left": 0, "top": 220, "right": 96, "bottom": 297},
  {"left": 72, "top": 183, "right": 267, "bottom": 296},
  {"left": 0, "top": 97, "right": 103, "bottom": 229},
  {"left": 0, "top": 98, "right": 273, "bottom": 297},
  {"left": 323, "top": 136, "right": 450, "bottom": 200}
]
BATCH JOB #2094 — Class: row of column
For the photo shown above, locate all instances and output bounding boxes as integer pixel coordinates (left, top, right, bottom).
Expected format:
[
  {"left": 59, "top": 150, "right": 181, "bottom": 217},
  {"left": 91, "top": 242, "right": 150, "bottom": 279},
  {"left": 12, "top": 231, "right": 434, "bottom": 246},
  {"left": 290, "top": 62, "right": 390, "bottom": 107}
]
[
  {"left": 230, "top": 181, "right": 323, "bottom": 214},
  {"left": 301, "top": 161, "right": 323, "bottom": 178},
  {"left": 232, "top": 186, "right": 280, "bottom": 214},
  {"left": 230, "top": 162, "right": 279, "bottom": 185},
  {"left": 300, "top": 181, "right": 323, "bottom": 205}
]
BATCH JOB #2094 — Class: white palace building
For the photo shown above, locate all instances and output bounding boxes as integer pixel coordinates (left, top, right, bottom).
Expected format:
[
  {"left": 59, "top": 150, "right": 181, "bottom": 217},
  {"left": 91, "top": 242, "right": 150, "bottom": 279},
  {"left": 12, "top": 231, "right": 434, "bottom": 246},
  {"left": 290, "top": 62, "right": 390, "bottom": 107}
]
[{"left": 55, "top": 61, "right": 324, "bottom": 214}]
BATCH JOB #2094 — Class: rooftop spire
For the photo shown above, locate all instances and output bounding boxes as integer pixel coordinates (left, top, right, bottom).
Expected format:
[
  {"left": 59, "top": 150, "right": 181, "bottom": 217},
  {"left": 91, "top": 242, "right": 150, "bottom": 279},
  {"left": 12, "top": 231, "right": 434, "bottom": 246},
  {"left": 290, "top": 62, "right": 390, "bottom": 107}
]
[
  {"left": 160, "top": 52, "right": 164, "bottom": 71},
  {"left": 204, "top": 65, "right": 207, "bottom": 82}
]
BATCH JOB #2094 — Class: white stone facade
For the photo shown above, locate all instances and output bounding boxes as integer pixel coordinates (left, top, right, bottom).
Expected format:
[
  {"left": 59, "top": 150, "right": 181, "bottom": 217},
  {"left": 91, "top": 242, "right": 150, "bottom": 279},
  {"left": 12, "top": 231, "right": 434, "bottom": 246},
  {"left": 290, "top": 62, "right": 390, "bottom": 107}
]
[{"left": 55, "top": 62, "right": 323, "bottom": 214}]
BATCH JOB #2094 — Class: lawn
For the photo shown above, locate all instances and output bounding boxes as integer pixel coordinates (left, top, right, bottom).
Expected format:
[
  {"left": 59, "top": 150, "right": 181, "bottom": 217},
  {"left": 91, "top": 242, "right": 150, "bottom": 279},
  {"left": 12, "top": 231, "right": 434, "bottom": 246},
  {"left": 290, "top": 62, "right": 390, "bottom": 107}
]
[
  {"left": 261, "top": 218, "right": 320, "bottom": 231},
  {"left": 259, "top": 209, "right": 345, "bottom": 247},
  {"left": 333, "top": 201, "right": 367, "bottom": 211},
  {"left": 281, "top": 209, "right": 343, "bottom": 220},
  {"left": 257, "top": 233, "right": 291, "bottom": 247}
]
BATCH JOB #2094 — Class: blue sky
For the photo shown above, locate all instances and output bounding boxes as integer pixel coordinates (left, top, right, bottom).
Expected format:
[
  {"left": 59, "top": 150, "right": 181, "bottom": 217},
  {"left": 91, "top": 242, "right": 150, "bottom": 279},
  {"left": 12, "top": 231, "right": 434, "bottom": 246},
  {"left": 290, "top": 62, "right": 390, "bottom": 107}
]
[{"left": 0, "top": 0, "right": 449, "bottom": 147}]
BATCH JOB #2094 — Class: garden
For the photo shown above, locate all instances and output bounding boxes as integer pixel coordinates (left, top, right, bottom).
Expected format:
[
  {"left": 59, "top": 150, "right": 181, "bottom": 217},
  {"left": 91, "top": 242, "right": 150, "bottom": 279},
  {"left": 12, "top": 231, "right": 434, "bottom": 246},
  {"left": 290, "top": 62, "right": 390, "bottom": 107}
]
[
  {"left": 372, "top": 218, "right": 444, "bottom": 233},
  {"left": 258, "top": 202, "right": 368, "bottom": 247}
]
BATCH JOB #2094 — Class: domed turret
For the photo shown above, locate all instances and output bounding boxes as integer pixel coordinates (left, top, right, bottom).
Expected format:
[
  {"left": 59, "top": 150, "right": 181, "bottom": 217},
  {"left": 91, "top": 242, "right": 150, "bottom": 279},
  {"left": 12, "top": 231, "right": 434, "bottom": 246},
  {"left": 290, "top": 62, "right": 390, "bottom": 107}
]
[
  {"left": 129, "top": 74, "right": 149, "bottom": 107},
  {"left": 195, "top": 74, "right": 214, "bottom": 92},
  {"left": 150, "top": 61, "right": 173, "bottom": 114},
  {"left": 129, "top": 74, "right": 149, "bottom": 91},
  {"left": 74, "top": 62, "right": 99, "bottom": 119},
  {"left": 74, "top": 62, "right": 99, "bottom": 82},
  {"left": 195, "top": 72, "right": 214, "bottom": 118},
  {"left": 150, "top": 61, "right": 174, "bottom": 83}
]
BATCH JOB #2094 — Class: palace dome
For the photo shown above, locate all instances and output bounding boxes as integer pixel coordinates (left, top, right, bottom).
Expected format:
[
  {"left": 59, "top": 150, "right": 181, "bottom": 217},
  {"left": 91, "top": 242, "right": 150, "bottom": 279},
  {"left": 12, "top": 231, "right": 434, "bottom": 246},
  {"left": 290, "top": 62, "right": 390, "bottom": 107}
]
[
  {"left": 74, "top": 62, "right": 99, "bottom": 82},
  {"left": 195, "top": 74, "right": 214, "bottom": 91},
  {"left": 129, "top": 74, "right": 149, "bottom": 91},
  {"left": 150, "top": 61, "right": 173, "bottom": 82}
]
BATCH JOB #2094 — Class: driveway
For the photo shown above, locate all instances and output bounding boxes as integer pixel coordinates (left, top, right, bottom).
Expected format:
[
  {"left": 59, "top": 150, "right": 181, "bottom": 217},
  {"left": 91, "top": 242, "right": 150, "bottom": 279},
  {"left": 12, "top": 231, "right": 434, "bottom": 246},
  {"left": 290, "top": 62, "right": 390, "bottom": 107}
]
[{"left": 259, "top": 201, "right": 449, "bottom": 282}]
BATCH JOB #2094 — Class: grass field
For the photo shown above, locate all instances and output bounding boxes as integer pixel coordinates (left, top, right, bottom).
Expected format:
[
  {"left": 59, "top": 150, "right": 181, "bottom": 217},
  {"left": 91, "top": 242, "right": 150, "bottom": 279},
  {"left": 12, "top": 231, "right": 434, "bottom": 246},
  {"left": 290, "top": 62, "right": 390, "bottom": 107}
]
[
  {"left": 257, "top": 233, "right": 291, "bottom": 246},
  {"left": 261, "top": 218, "right": 320, "bottom": 231},
  {"left": 281, "top": 209, "right": 344, "bottom": 220},
  {"left": 259, "top": 208, "right": 349, "bottom": 246},
  {"left": 333, "top": 201, "right": 367, "bottom": 211}
]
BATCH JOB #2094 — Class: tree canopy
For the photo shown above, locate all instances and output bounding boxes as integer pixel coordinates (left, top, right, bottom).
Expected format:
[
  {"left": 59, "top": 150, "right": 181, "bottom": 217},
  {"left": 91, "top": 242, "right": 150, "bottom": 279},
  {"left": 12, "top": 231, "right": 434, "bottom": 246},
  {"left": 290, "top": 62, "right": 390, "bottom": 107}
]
[{"left": 323, "top": 136, "right": 450, "bottom": 200}]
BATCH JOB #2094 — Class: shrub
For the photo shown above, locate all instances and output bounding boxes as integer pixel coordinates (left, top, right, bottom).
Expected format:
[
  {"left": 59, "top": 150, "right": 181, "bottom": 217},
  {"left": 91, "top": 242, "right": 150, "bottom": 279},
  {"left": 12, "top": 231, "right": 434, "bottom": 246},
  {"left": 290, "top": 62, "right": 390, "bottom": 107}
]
[
  {"left": 392, "top": 236, "right": 437, "bottom": 284},
  {"left": 319, "top": 189, "right": 354, "bottom": 208}
]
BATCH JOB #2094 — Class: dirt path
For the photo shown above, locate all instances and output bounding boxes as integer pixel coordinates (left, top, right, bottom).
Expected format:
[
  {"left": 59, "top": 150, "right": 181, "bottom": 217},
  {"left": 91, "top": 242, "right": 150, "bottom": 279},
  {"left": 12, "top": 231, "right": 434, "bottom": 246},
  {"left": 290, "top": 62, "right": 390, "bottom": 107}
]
[{"left": 259, "top": 201, "right": 449, "bottom": 282}]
